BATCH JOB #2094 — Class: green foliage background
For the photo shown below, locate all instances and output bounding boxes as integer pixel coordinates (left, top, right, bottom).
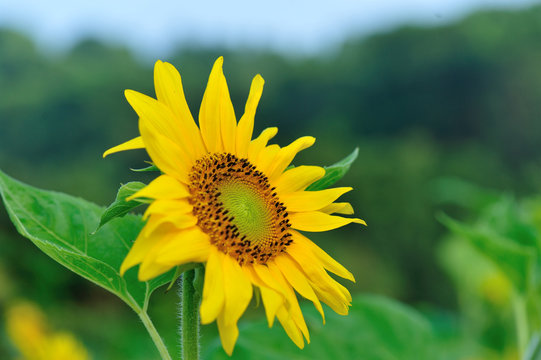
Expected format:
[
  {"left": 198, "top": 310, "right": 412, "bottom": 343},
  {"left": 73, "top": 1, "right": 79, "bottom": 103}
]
[{"left": 1, "top": 4, "right": 541, "bottom": 359}]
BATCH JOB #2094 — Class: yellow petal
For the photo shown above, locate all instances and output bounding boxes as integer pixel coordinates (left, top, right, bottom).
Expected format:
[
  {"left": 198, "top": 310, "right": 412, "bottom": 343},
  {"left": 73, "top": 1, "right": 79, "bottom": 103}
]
[
  {"left": 310, "top": 281, "right": 350, "bottom": 315},
  {"left": 242, "top": 264, "right": 264, "bottom": 287},
  {"left": 120, "top": 224, "right": 166, "bottom": 276},
  {"left": 335, "top": 279, "right": 353, "bottom": 303},
  {"left": 254, "top": 263, "right": 310, "bottom": 344},
  {"left": 125, "top": 90, "right": 198, "bottom": 165},
  {"left": 274, "top": 166, "right": 325, "bottom": 194},
  {"left": 103, "top": 136, "right": 144, "bottom": 158},
  {"left": 222, "top": 255, "right": 253, "bottom": 326},
  {"left": 274, "top": 254, "right": 325, "bottom": 322},
  {"left": 253, "top": 262, "right": 288, "bottom": 296},
  {"left": 287, "top": 241, "right": 351, "bottom": 306},
  {"left": 154, "top": 227, "right": 211, "bottom": 265},
  {"left": 255, "top": 144, "right": 280, "bottom": 174},
  {"left": 267, "top": 262, "right": 309, "bottom": 341},
  {"left": 236, "top": 75, "right": 264, "bottom": 158},
  {"left": 286, "top": 240, "right": 333, "bottom": 282},
  {"left": 246, "top": 264, "right": 284, "bottom": 327},
  {"left": 217, "top": 310, "right": 239, "bottom": 356},
  {"left": 199, "top": 57, "right": 236, "bottom": 153},
  {"left": 281, "top": 187, "right": 352, "bottom": 212},
  {"left": 248, "top": 127, "right": 278, "bottom": 163},
  {"left": 127, "top": 175, "right": 190, "bottom": 201},
  {"left": 290, "top": 211, "right": 366, "bottom": 232},
  {"left": 276, "top": 306, "right": 304, "bottom": 349},
  {"left": 138, "top": 261, "right": 173, "bottom": 281},
  {"left": 142, "top": 213, "right": 197, "bottom": 237},
  {"left": 143, "top": 199, "right": 192, "bottom": 219},
  {"left": 320, "top": 202, "right": 354, "bottom": 215},
  {"left": 267, "top": 136, "right": 315, "bottom": 180},
  {"left": 137, "top": 228, "right": 179, "bottom": 281},
  {"left": 139, "top": 118, "right": 191, "bottom": 183},
  {"left": 259, "top": 286, "right": 283, "bottom": 327},
  {"left": 154, "top": 60, "right": 206, "bottom": 157},
  {"left": 200, "top": 249, "right": 225, "bottom": 324},
  {"left": 291, "top": 230, "right": 355, "bottom": 282},
  {"left": 253, "top": 264, "right": 308, "bottom": 336}
]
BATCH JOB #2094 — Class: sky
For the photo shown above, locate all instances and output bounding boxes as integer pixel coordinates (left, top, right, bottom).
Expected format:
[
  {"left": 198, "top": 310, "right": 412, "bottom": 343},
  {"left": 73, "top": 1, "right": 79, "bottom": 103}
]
[{"left": 1, "top": 0, "right": 540, "bottom": 58}]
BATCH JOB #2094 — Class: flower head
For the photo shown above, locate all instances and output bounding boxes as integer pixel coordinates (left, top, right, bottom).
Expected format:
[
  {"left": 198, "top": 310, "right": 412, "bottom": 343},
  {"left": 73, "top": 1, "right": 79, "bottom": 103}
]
[{"left": 105, "top": 57, "right": 365, "bottom": 355}]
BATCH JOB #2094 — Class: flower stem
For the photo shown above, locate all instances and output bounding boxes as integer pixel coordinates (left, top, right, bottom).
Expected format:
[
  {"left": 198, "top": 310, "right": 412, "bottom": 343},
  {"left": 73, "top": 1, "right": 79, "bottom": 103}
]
[
  {"left": 180, "top": 269, "right": 200, "bottom": 360},
  {"left": 138, "top": 310, "right": 173, "bottom": 360}
]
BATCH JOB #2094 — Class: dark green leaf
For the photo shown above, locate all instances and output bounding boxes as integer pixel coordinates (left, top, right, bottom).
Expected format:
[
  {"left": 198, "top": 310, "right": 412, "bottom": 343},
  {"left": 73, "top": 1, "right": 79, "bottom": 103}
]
[
  {"left": 204, "top": 294, "right": 435, "bottom": 360},
  {"left": 438, "top": 213, "right": 535, "bottom": 294},
  {"left": 0, "top": 170, "right": 173, "bottom": 313},
  {"left": 306, "top": 148, "right": 358, "bottom": 191},
  {"left": 97, "top": 181, "right": 147, "bottom": 231}
]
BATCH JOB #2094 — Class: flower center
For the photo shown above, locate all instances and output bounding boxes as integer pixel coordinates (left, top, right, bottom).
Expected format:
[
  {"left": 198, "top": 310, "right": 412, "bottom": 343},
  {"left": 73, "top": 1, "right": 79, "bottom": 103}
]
[{"left": 188, "top": 153, "right": 292, "bottom": 265}]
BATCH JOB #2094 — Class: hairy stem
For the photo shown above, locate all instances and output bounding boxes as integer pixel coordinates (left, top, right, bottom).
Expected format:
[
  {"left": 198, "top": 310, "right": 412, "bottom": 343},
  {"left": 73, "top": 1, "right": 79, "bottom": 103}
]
[{"left": 180, "top": 269, "right": 200, "bottom": 360}]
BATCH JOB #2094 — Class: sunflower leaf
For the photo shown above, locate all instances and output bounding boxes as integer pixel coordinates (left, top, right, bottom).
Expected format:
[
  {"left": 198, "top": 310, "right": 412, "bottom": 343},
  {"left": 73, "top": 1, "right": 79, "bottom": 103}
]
[
  {"left": 204, "top": 294, "right": 436, "bottom": 360},
  {"left": 96, "top": 181, "right": 147, "bottom": 231},
  {"left": 131, "top": 164, "right": 161, "bottom": 173},
  {"left": 306, "top": 147, "right": 359, "bottom": 191},
  {"left": 0, "top": 170, "right": 174, "bottom": 313}
]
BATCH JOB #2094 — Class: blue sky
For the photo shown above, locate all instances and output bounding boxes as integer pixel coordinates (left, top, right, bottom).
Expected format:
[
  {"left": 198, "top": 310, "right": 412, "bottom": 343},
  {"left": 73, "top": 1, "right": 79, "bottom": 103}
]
[{"left": 1, "top": 0, "right": 539, "bottom": 57}]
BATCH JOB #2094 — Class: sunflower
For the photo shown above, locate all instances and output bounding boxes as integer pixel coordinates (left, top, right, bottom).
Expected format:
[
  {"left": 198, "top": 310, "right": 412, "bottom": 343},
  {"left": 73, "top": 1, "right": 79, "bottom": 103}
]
[{"left": 104, "top": 57, "right": 365, "bottom": 355}]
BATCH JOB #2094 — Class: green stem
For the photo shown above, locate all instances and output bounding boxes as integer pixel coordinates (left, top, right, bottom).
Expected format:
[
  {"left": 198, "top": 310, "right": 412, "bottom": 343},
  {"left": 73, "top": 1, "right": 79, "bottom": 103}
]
[
  {"left": 138, "top": 310, "right": 173, "bottom": 360},
  {"left": 180, "top": 269, "right": 200, "bottom": 360},
  {"left": 513, "top": 293, "right": 528, "bottom": 358}
]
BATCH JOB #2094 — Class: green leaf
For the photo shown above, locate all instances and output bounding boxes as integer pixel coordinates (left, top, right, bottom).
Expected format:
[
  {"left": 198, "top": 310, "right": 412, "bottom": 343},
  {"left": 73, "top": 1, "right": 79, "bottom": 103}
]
[
  {"left": 0, "top": 170, "right": 173, "bottom": 313},
  {"left": 306, "top": 148, "right": 359, "bottom": 191},
  {"left": 131, "top": 164, "right": 161, "bottom": 172},
  {"left": 97, "top": 181, "right": 147, "bottom": 231},
  {"left": 438, "top": 213, "right": 535, "bottom": 294},
  {"left": 204, "top": 294, "right": 435, "bottom": 360}
]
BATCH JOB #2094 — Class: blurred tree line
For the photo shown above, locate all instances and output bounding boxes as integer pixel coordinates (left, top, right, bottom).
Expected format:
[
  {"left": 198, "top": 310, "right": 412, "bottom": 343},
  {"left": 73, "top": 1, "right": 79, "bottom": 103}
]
[{"left": 1, "top": 4, "right": 541, "bottom": 317}]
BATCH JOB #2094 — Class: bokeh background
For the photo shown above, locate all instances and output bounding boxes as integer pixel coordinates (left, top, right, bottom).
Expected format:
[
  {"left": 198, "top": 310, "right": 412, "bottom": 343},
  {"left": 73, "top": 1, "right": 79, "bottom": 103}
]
[{"left": 1, "top": 0, "right": 541, "bottom": 358}]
